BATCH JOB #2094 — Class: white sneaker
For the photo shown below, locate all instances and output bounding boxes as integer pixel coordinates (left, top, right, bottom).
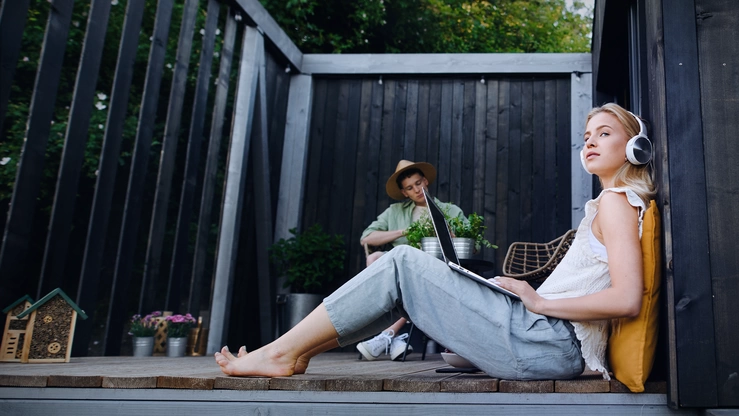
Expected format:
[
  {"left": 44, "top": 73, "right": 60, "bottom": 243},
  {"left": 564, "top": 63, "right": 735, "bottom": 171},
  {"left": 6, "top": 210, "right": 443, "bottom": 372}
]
[
  {"left": 390, "top": 333, "right": 413, "bottom": 361},
  {"left": 357, "top": 330, "right": 394, "bottom": 361}
]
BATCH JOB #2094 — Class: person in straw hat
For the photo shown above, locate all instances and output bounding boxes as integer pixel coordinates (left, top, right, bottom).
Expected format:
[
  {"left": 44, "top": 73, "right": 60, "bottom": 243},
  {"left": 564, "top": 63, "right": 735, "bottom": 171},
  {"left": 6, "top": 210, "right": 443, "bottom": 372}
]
[{"left": 356, "top": 160, "right": 465, "bottom": 361}]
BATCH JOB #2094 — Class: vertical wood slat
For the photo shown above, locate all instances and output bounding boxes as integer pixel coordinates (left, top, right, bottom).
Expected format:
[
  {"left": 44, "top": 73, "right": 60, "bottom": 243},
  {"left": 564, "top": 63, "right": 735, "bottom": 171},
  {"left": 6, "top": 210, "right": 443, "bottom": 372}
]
[
  {"left": 349, "top": 80, "right": 373, "bottom": 271},
  {"left": 73, "top": 0, "right": 147, "bottom": 356},
  {"left": 326, "top": 81, "right": 350, "bottom": 239},
  {"left": 483, "top": 80, "right": 499, "bottom": 265},
  {"left": 694, "top": 0, "right": 739, "bottom": 407},
  {"left": 494, "top": 81, "right": 510, "bottom": 268},
  {"left": 506, "top": 81, "right": 522, "bottom": 245},
  {"left": 300, "top": 79, "right": 327, "bottom": 230},
  {"left": 39, "top": 0, "right": 113, "bottom": 296},
  {"left": 252, "top": 42, "right": 274, "bottom": 345},
  {"left": 105, "top": 0, "right": 176, "bottom": 355},
  {"left": 377, "top": 79, "right": 396, "bottom": 216},
  {"left": 662, "top": 0, "right": 717, "bottom": 407},
  {"left": 0, "top": 0, "right": 74, "bottom": 287},
  {"left": 140, "top": 0, "right": 200, "bottom": 313},
  {"left": 0, "top": 0, "right": 31, "bottom": 137},
  {"left": 472, "top": 81, "right": 486, "bottom": 224},
  {"left": 555, "top": 78, "right": 571, "bottom": 235},
  {"left": 543, "top": 80, "right": 558, "bottom": 239},
  {"left": 449, "top": 80, "right": 463, "bottom": 207},
  {"left": 460, "top": 79, "right": 476, "bottom": 215},
  {"left": 403, "top": 80, "right": 419, "bottom": 162},
  {"left": 189, "top": 9, "right": 238, "bottom": 316},
  {"left": 436, "top": 80, "right": 453, "bottom": 202},
  {"left": 207, "top": 25, "right": 262, "bottom": 355},
  {"left": 424, "top": 81, "right": 441, "bottom": 197},
  {"left": 641, "top": 0, "right": 677, "bottom": 406},
  {"left": 570, "top": 72, "right": 592, "bottom": 228},
  {"left": 531, "top": 81, "right": 546, "bottom": 242},
  {"left": 169, "top": 0, "right": 221, "bottom": 316},
  {"left": 519, "top": 81, "right": 533, "bottom": 242},
  {"left": 363, "top": 80, "right": 384, "bottom": 229}
]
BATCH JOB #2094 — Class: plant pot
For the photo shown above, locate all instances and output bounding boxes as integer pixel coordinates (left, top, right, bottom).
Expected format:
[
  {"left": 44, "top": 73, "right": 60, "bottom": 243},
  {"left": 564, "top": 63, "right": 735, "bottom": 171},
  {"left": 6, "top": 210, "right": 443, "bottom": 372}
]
[
  {"left": 453, "top": 237, "right": 475, "bottom": 259},
  {"left": 132, "top": 336, "right": 154, "bottom": 357},
  {"left": 166, "top": 337, "right": 188, "bottom": 357},
  {"left": 420, "top": 237, "right": 442, "bottom": 259},
  {"left": 277, "top": 293, "right": 323, "bottom": 336}
]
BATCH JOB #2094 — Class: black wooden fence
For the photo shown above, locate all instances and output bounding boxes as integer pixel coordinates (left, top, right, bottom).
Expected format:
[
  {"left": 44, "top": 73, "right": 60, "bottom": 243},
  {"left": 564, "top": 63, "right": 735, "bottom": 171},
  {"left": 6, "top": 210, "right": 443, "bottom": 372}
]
[
  {"left": 0, "top": 0, "right": 291, "bottom": 355},
  {"left": 304, "top": 76, "right": 573, "bottom": 280}
]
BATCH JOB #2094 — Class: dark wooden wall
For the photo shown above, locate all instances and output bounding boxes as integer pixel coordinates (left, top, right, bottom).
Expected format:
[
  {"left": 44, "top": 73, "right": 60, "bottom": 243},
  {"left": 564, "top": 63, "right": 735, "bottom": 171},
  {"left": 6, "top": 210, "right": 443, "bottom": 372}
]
[
  {"left": 301, "top": 76, "right": 573, "bottom": 283},
  {"left": 595, "top": 0, "right": 739, "bottom": 408}
]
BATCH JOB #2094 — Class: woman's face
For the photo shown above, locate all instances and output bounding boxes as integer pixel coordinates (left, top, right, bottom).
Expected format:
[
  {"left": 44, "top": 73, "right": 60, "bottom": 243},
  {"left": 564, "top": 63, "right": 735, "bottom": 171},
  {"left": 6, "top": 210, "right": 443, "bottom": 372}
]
[{"left": 583, "top": 112, "right": 630, "bottom": 178}]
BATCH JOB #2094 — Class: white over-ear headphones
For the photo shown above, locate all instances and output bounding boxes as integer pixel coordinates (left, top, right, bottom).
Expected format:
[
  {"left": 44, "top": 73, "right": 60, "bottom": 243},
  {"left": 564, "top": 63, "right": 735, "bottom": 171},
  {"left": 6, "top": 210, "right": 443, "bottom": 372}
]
[{"left": 580, "top": 111, "right": 653, "bottom": 174}]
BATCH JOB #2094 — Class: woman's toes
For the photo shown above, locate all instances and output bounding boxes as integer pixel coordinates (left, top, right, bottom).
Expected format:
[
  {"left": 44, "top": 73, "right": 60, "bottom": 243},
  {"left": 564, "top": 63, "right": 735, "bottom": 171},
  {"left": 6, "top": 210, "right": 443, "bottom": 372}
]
[{"left": 238, "top": 346, "right": 247, "bottom": 357}]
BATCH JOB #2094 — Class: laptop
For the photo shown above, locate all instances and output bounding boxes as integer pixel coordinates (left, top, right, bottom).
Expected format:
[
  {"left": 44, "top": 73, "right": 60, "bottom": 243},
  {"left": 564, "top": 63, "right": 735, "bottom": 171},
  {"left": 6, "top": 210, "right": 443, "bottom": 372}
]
[{"left": 423, "top": 188, "right": 521, "bottom": 301}]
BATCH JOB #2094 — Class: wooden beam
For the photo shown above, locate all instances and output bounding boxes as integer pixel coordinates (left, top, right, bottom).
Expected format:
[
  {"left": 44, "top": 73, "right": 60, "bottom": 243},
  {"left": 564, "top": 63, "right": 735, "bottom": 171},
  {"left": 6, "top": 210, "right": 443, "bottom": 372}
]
[
  {"left": 0, "top": 0, "right": 31, "bottom": 136},
  {"left": 252, "top": 43, "right": 274, "bottom": 345},
  {"left": 39, "top": 0, "right": 113, "bottom": 295},
  {"left": 570, "top": 72, "right": 592, "bottom": 228},
  {"left": 231, "top": 0, "right": 302, "bottom": 71},
  {"left": 188, "top": 8, "right": 238, "bottom": 318},
  {"left": 207, "top": 25, "right": 262, "bottom": 355},
  {"left": 661, "top": 0, "right": 718, "bottom": 408},
  {"left": 273, "top": 74, "right": 313, "bottom": 297},
  {"left": 301, "top": 53, "right": 591, "bottom": 75},
  {"left": 0, "top": 0, "right": 74, "bottom": 287}
]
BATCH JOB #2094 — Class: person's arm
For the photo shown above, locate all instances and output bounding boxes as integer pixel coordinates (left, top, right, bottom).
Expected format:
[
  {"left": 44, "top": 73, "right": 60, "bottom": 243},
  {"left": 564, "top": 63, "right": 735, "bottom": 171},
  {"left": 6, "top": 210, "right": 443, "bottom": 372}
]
[
  {"left": 360, "top": 205, "right": 406, "bottom": 247},
  {"left": 494, "top": 192, "right": 643, "bottom": 321},
  {"left": 361, "top": 229, "right": 405, "bottom": 247}
]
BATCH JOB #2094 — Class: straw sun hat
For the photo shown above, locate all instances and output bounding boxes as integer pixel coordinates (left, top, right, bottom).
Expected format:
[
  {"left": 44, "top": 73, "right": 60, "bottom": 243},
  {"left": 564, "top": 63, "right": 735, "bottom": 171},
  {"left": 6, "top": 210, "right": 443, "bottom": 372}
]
[{"left": 385, "top": 160, "right": 437, "bottom": 200}]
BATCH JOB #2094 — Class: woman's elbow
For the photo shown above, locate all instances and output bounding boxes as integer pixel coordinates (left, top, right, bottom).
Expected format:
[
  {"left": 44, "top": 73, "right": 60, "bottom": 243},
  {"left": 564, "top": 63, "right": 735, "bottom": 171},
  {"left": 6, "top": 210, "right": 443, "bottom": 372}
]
[{"left": 622, "top": 298, "right": 642, "bottom": 318}]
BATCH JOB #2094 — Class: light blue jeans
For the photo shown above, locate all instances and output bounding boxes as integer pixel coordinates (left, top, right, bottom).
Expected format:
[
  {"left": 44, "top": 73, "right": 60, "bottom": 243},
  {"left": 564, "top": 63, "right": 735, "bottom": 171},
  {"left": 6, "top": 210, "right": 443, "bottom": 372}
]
[{"left": 324, "top": 245, "right": 585, "bottom": 380}]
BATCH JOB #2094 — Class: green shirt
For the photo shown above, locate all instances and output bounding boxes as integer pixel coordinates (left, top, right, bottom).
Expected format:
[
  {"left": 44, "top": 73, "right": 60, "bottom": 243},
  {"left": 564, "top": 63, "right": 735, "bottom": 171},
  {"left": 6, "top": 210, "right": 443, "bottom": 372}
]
[{"left": 360, "top": 199, "right": 465, "bottom": 246}]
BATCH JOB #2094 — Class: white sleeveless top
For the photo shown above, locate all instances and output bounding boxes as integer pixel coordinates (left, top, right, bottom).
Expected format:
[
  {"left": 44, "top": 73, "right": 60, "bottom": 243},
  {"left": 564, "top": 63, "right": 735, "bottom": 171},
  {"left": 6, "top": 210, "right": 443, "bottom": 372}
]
[{"left": 536, "top": 187, "right": 646, "bottom": 377}]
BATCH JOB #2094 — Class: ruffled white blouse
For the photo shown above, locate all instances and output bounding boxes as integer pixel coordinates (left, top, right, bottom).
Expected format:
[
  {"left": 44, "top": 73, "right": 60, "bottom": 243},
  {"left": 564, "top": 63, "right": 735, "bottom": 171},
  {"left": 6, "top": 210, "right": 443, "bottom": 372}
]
[{"left": 536, "top": 187, "right": 645, "bottom": 377}]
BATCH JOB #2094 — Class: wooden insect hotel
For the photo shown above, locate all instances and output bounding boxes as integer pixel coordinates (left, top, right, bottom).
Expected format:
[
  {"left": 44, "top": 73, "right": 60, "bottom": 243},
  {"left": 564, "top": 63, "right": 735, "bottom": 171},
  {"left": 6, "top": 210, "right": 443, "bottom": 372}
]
[
  {"left": 1, "top": 295, "right": 34, "bottom": 362},
  {"left": 12, "top": 288, "right": 88, "bottom": 363}
]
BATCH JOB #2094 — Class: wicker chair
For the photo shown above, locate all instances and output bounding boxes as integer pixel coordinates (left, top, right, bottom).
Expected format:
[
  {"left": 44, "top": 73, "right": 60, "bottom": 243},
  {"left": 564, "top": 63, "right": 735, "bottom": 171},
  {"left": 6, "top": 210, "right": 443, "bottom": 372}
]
[{"left": 502, "top": 229, "right": 577, "bottom": 287}]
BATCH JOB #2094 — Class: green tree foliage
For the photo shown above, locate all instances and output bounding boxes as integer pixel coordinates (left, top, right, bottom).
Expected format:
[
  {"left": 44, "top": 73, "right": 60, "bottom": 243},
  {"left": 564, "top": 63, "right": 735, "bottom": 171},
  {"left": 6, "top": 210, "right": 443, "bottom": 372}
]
[{"left": 259, "top": 0, "right": 592, "bottom": 53}]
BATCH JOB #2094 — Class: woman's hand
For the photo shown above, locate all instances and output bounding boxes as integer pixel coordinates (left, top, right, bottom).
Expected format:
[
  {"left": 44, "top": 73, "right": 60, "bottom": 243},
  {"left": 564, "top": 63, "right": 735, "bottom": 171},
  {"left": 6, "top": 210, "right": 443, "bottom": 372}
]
[{"left": 489, "top": 276, "right": 543, "bottom": 313}]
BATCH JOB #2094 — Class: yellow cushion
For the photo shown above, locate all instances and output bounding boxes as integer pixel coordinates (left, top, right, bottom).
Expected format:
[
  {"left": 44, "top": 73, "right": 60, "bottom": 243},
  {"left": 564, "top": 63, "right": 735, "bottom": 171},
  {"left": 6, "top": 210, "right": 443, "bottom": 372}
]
[{"left": 607, "top": 200, "right": 661, "bottom": 392}]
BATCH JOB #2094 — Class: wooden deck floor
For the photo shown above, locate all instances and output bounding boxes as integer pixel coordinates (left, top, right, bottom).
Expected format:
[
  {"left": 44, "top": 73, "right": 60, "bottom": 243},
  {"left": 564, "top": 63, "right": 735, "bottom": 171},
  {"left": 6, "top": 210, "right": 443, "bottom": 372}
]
[{"left": 0, "top": 352, "right": 696, "bottom": 415}]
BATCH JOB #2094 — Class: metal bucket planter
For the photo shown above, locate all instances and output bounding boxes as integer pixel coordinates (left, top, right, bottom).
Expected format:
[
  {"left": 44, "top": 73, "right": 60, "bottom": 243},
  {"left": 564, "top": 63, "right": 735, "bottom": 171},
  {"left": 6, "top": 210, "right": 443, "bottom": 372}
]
[
  {"left": 421, "top": 237, "right": 443, "bottom": 259},
  {"left": 453, "top": 237, "right": 475, "bottom": 259},
  {"left": 277, "top": 293, "right": 323, "bottom": 335},
  {"left": 132, "top": 336, "right": 154, "bottom": 357},
  {"left": 421, "top": 237, "right": 475, "bottom": 259}
]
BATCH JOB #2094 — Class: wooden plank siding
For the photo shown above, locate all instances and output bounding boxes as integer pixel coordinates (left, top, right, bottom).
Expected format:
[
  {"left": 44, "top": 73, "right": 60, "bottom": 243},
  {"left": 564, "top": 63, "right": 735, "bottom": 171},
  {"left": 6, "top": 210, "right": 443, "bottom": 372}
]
[
  {"left": 594, "top": 0, "right": 739, "bottom": 409},
  {"left": 301, "top": 76, "right": 573, "bottom": 282}
]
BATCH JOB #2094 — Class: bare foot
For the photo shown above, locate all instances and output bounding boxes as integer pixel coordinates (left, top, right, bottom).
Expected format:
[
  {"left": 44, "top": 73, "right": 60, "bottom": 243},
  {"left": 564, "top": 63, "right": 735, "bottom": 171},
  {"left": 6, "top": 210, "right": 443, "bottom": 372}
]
[
  {"left": 215, "top": 345, "right": 297, "bottom": 377},
  {"left": 294, "top": 355, "right": 310, "bottom": 374},
  {"left": 220, "top": 345, "right": 247, "bottom": 361}
]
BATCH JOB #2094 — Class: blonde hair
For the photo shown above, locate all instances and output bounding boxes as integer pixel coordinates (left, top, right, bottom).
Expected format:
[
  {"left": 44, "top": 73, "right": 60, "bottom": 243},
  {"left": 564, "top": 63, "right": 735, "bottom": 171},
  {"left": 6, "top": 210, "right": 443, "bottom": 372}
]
[{"left": 586, "top": 103, "right": 656, "bottom": 205}]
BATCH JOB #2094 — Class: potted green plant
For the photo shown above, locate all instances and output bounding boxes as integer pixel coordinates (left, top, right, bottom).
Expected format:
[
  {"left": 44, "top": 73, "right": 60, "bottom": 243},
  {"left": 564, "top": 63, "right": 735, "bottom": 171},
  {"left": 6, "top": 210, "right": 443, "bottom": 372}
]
[
  {"left": 447, "top": 212, "right": 497, "bottom": 254},
  {"left": 406, "top": 211, "right": 496, "bottom": 259},
  {"left": 269, "top": 224, "right": 345, "bottom": 334}
]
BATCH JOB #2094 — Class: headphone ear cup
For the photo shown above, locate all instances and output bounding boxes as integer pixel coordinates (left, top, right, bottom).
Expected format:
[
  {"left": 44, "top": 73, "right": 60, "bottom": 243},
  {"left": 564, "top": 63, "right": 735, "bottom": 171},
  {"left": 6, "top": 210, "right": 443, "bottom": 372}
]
[
  {"left": 625, "top": 135, "right": 653, "bottom": 165},
  {"left": 580, "top": 148, "right": 592, "bottom": 174}
]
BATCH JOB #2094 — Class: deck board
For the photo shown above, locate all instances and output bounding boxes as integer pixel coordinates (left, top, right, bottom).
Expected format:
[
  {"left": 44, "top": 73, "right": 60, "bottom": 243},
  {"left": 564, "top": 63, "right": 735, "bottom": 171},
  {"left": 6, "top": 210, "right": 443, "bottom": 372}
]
[{"left": 0, "top": 351, "right": 667, "bottom": 394}]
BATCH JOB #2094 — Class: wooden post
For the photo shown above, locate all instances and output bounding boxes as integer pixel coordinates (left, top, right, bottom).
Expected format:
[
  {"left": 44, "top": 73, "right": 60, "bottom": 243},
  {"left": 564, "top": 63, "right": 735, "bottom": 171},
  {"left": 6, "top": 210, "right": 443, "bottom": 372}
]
[{"left": 206, "top": 25, "right": 263, "bottom": 355}]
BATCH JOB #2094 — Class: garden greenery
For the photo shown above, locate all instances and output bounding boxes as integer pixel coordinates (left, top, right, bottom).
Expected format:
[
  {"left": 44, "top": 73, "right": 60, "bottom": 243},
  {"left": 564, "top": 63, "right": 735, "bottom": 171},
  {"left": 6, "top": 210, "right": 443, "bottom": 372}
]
[{"left": 269, "top": 224, "right": 346, "bottom": 294}]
